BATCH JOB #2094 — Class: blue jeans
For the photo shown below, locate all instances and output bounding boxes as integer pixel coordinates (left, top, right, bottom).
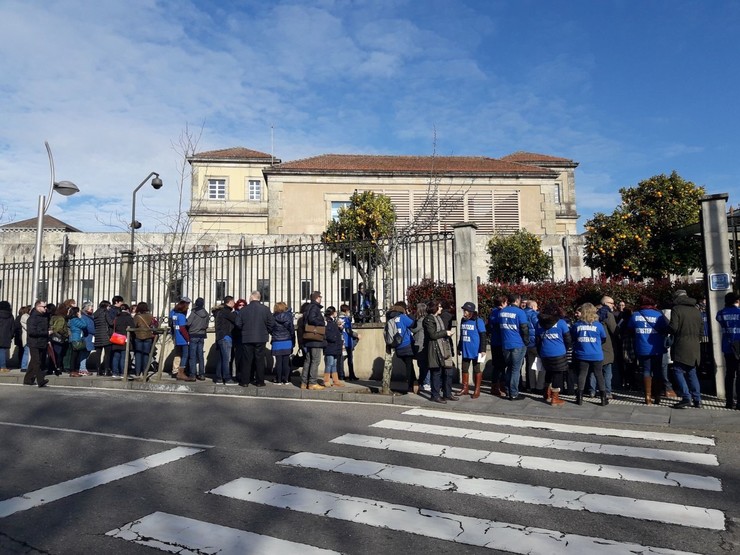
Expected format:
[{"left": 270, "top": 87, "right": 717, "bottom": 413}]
[
  {"left": 79, "top": 350, "right": 90, "bottom": 371},
  {"left": 217, "top": 338, "right": 233, "bottom": 382},
  {"left": 178, "top": 344, "right": 190, "bottom": 373},
  {"left": 134, "top": 338, "right": 153, "bottom": 376},
  {"left": 325, "top": 354, "right": 337, "bottom": 374},
  {"left": 662, "top": 353, "right": 675, "bottom": 392},
  {"left": 504, "top": 346, "right": 526, "bottom": 398},
  {"left": 21, "top": 345, "right": 30, "bottom": 371},
  {"left": 189, "top": 337, "right": 205, "bottom": 377},
  {"left": 0, "top": 347, "right": 7, "bottom": 369},
  {"left": 673, "top": 361, "right": 701, "bottom": 402},
  {"left": 111, "top": 350, "right": 125, "bottom": 376},
  {"left": 589, "top": 362, "right": 613, "bottom": 395}
]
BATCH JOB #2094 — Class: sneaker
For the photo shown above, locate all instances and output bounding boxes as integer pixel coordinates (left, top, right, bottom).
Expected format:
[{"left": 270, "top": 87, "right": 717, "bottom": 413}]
[
  {"left": 693, "top": 400, "right": 702, "bottom": 408},
  {"left": 113, "top": 375, "right": 123, "bottom": 380},
  {"left": 422, "top": 384, "right": 432, "bottom": 392},
  {"left": 225, "top": 381, "right": 237, "bottom": 386}
]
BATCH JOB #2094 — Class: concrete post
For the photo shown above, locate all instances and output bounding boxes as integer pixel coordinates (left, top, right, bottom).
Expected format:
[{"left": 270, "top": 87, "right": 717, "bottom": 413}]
[
  {"left": 120, "top": 250, "right": 134, "bottom": 305},
  {"left": 700, "top": 194, "right": 732, "bottom": 399},
  {"left": 453, "top": 221, "right": 478, "bottom": 323}
]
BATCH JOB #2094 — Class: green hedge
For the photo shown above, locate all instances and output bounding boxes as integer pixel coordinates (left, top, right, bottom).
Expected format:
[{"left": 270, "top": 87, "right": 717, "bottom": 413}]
[{"left": 406, "top": 278, "right": 706, "bottom": 318}]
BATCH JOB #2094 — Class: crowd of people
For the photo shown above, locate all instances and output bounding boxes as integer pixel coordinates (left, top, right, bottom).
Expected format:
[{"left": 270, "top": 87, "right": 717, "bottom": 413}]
[
  {"left": 1, "top": 287, "right": 739, "bottom": 409},
  {"left": 385, "top": 290, "right": 740, "bottom": 408}
]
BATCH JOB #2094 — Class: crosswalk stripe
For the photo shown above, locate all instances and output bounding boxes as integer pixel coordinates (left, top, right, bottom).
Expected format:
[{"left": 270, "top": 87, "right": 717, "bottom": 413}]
[
  {"left": 402, "top": 408, "right": 715, "bottom": 446},
  {"left": 210, "top": 477, "right": 700, "bottom": 554},
  {"left": 371, "top": 420, "right": 719, "bottom": 466},
  {"left": 330, "top": 433, "right": 722, "bottom": 491},
  {"left": 278, "top": 452, "right": 724, "bottom": 530},
  {"left": 107, "top": 511, "right": 340, "bottom": 554},
  {"left": 0, "top": 447, "right": 204, "bottom": 519}
]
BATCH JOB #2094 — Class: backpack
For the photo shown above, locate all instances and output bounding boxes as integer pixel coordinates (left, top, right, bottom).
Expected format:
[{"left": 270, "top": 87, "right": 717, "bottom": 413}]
[{"left": 384, "top": 317, "right": 403, "bottom": 347}]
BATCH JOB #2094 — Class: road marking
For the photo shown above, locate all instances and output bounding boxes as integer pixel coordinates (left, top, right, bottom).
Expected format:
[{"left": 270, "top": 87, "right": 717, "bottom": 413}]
[
  {"left": 330, "top": 433, "right": 722, "bottom": 491},
  {"left": 107, "top": 511, "right": 340, "bottom": 554},
  {"left": 371, "top": 420, "right": 718, "bottom": 466},
  {"left": 403, "top": 408, "right": 715, "bottom": 446},
  {"left": 0, "top": 447, "right": 203, "bottom": 519},
  {"left": 0, "top": 420, "right": 213, "bottom": 449},
  {"left": 210, "top": 478, "right": 699, "bottom": 554},
  {"left": 278, "top": 452, "right": 724, "bottom": 530}
]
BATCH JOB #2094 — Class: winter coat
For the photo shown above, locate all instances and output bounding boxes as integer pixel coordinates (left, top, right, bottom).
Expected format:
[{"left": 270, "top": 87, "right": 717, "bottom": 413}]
[
  {"left": 271, "top": 311, "right": 295, "bottom": 342},
  {"left": 111, "top": 311, "right": 134, "bottom": 351},
  {"left": 49, "top": 314, "right": 69, "bottom": 340},
  {"left": 93, "top": 307, "right": 111, "bottom": 347},
  {"left": 68, "top": 316, "right": 88, "bottom": 343},
  {"left": 0, "top": 309, "right": 15, "bottom": 349},
  {"left": 303, "top": 301, "right": 327, "bottom": 349},
  {"left": 423, "top": 313, "right": 452, "bottom": 369},
  {"left": 186, "top": 308, "right": 210, "bottom": 338},
  {"left": 596, "top": 305, "right": 619, "bottom": 365},
  {"left": 669, "top": 296, "right": 703, "bottom": 367},
  {"left": 27, "top": 310, "right": 49, "bottom": 349},
  {"left": 324, "top": 317, "right": 342, "bottom": 357},
  {"left": 235, "top": 300, "right": 275, "bottom": 344},
  {"left": 133, "top": 313, "right": 157, "bottom": 340},
  {"left": 214, "top": 305, "right": 237, "bottom": 341},
  {"left": 82, "top": 313, "right": 95, "bottom": 351}
]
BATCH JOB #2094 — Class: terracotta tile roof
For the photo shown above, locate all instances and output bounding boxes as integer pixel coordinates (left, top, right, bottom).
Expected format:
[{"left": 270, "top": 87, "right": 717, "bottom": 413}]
[
  {"left": 0, "top": 215, "right": 81, "bottom": 232},
  {"left": 500, "top": 151, "right": 578, "bottom": 167},
  {"left": 266, "top": 154, "right": 557, "bottom": 176},
  {"left": 188, "top": 147, "right": 275, "bottom": 161}
]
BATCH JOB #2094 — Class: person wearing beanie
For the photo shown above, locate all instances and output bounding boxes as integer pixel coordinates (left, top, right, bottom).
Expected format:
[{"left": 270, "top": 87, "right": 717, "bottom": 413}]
[{"left": 187, "top": 297, "right": 210, "bottom": 381}]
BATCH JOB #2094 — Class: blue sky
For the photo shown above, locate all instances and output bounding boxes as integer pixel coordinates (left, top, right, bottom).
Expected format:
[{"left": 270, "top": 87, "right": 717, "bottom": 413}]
[{"left": 0, "top": 0, "right": 737, "bottom": 233}]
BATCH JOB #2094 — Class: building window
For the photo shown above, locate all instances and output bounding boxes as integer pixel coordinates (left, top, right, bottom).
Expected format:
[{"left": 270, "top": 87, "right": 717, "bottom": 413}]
[
  {"left": 168, "top": 279, "right": 183, "bottom": 303},
  {"left": 248, "top": 180, "right": 261, "bottom": 201},
  {"left": 340, "top": 279, "right": 353, "bottom": 303},
  {"left": 554, "top": 183, "right": 562, "bottom": 204},
  {"left": 257, "top": 279, "right": 270, "bottom": 303},
  {"left": 331, "top": 201, "right": 351, "bottom": 221},
  {"left": 215, "top": 280, "right": 227, "bottom": 302},
  {"left": 80, "top": 279, "right": 94, "bottom": 305},
  {"left": 301, "top": 279, "right": 312, "bottom": 302},
  {"left": 208, "top": 179, "right": 226, "bottom": 200}
]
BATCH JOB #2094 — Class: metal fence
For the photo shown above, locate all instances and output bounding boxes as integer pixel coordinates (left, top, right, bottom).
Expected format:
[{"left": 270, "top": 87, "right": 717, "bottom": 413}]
[{"left": 0, "top": 232, "right": 455, "bottom": 319}]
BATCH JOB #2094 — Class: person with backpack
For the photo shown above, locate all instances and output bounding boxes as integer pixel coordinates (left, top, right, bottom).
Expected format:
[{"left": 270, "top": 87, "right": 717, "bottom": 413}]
[
  {"left": 457, "top": 302, "right": 486, "bottom": 398},
  {"left": 385, "top": 301, "right": 417, "bottom": 393}
]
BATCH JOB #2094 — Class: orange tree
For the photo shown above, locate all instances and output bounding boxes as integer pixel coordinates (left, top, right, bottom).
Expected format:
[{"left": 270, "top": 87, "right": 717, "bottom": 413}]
[{"left": 584, "top": 172, "right": 705, "bottom": 280}]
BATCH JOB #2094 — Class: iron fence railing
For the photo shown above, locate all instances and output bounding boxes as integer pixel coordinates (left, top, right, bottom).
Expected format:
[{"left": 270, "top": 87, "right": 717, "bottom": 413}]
[{"left": 0, "top": 232, "right": 455, "bottom": 321}]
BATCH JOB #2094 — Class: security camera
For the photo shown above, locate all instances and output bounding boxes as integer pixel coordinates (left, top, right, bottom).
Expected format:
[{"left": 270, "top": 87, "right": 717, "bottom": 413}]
[
  {"left": 131, "top": 220, "right": 142, "bottom": 230},
  {"left": 151, "top": 176, "right": 163, "bottom": 190}
]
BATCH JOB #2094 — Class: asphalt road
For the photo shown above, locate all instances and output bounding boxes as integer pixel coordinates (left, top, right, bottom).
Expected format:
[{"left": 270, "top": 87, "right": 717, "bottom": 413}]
[{"left": 0, "top": 384, "right": 738, "bottom": 554}]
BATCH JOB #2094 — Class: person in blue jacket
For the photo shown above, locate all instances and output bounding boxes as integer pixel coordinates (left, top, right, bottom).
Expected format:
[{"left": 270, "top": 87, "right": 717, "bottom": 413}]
[
  {"left": 716, "top": 292, "right": 740, "bottom": 409},
  {"left": 487, "top": 296, "right": 507, "bottom": 398},
  {"left": 499, "top": 294, "right": 529, "bottom": 400},
  {"left": 536, "top": 303, "right": 572, "bottom": 406},
  {"left": 457, "top": 302, "right": 487, "bottom": 399},
  {"left": 386, "top": 301, "right": 417, "bottom": 393},
  {"left": 628, "top": 296, "right": 669, "bottom": 405},
  {"left": 571, "top": 302, "right": 608, "bottom": 406}
]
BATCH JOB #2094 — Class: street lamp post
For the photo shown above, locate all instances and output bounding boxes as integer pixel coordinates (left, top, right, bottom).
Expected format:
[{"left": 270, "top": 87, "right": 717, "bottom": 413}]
[
  {"left": 32, "top": 141, "right": 79, "bottom": 302},
  {"left": 129, "top": 172, "right": 163, "bottom": 253},
  {"left": 121, "top": 172, "right": 163, "bottom": 304}
]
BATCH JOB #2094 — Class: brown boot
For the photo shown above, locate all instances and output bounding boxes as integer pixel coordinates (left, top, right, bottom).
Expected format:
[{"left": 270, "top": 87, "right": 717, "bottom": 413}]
[
  {"left": 331, "top": 372, "right": 345, "bottom": 387},
  {"left": 458, "top": 372, "right": 470, "bottom": 396},
  {"left": 643, "top": 376, "right": 653, "bottom": 405},
  {"left": 551, "top": 389, "right": 565, "bottom": 406},
  {"left": 471, "top": 373, "right": 482, "bottom": 399},
  {"left": 322, "top": 373, "right": 332, "bottom": 387},
  {"left": 176, "top": 367, "right": 186, "bottom": 381},
  {"left": 544, "top": 385, "right": 552, "bottom": 403}
]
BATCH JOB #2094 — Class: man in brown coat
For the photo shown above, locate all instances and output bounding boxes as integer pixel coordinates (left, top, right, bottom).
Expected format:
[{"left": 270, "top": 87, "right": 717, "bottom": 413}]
[{"left": 668, "top": 290, "right": 703, "bottom": 408}]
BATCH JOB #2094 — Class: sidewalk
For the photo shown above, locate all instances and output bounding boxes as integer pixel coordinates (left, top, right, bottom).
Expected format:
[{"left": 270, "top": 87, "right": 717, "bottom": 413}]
[{"left": 0, "top": 369, "right": 737, "bottom": 434}]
